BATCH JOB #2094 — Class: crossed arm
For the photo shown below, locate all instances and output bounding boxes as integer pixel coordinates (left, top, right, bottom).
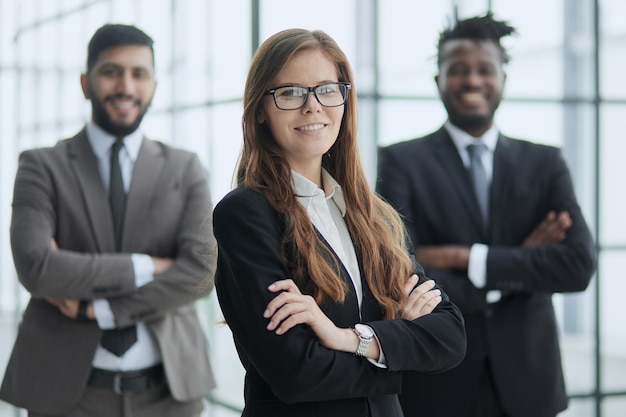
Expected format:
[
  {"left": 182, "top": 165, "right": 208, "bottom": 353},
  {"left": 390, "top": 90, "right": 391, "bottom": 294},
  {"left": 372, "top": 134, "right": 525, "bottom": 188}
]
[{"left": 417, "top": 210, "right": 572, "bottom": 270}]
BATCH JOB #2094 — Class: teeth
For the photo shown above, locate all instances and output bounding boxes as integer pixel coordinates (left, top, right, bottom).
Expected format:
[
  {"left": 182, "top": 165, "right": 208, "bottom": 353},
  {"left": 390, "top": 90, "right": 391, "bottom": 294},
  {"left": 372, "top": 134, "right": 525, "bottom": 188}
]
[
  {"left": 298, "top": 124, "right": 324, "bottom": 131},
  {"left": 111, "top": 100, "right": 134, "bottom": 109},
  {"left": 461, "top": 92, "right": 483, "bottom": 102}
]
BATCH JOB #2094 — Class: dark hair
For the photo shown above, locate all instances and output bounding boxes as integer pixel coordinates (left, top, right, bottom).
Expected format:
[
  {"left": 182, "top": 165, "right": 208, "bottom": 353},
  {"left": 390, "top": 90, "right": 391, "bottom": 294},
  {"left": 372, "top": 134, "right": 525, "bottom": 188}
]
[
  {"left": 87, "top": 24, "right": 154, "bottom": 72},
  {"left": 437, "top": 12, "right": 516, "bottom": 65}
]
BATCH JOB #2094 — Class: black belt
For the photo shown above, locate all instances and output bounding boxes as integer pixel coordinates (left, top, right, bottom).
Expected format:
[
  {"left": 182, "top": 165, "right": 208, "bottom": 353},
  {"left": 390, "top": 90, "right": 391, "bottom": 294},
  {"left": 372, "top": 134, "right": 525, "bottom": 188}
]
[{"left": 88, "top": 364, "right": 165, "bottom": 394}]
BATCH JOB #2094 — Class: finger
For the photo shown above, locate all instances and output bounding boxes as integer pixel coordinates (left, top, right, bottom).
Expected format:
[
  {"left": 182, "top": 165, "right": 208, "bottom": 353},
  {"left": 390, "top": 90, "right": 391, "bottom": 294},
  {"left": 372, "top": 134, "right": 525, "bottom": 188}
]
[
  {"left": 417, "top": 293, "right": 443, "bottom": 316},
  {"left": 409, "top": 279, "right": 436, "bottom": 299},
  {"left": 266, "top": 298, "right": 310, "bottom": 331},
  {"left": 557, "top": 211, "right": 572, "bottom": 229},
  {"left": 273, "top": 310, "right": 311, "bottom": 335},
  {"left": 403, "top": 274, "right": 419, "bottom": 297},
  {"left": 268, "top": 279, "right": 301, "bottom": 294},
  {"left": 263, "top": 291, "right": 295, "bottom": 318}
]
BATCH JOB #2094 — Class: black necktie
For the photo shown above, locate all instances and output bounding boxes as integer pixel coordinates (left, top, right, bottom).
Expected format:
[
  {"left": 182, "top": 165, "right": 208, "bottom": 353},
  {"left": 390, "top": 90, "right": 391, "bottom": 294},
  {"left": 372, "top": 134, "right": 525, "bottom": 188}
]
[
  {"left": 467, "top": 144, "right": 490, "bottom": 227},
  {"left": 101, "top": 138, "right": 137, "bottom": 357}
]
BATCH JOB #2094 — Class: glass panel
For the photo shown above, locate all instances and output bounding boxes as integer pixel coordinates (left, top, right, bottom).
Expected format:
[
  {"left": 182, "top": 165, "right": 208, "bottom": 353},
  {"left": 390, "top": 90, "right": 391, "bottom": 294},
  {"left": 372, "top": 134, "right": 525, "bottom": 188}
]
[
  {"left": 377, "top": 99, "right": 447, "bottom": 147},
  {"left": 201, "top": 294, "right": 245, "bottom": 412},
  {"left": 378, "top": 1, "right": 451, "bottom": 96},
  {"left": 600, "top": 0, "right": 626, "bottom": 99},
  {"left": 558, "top": 397, "right": 595, "bottom": 417},
  {"left": 603, "top": 396, "right": 626, "bottom": 417},
  {"left": 600, "top": 251, "right": 626, "bottom": 392},
  {"left": 494, "top": 101, "right": 563, "bottom": 146},
  {"left": 491, "top": 0, "right": 565, "bottom": 98},
  {"left": 209, "top": 0, "right": 250, "bottom": 101},
  {"left": 210, "top": 102, "right": 246, "bottom": 203},
  {"left": 599, "top": 105, "right": 626, "bottom": 246},
  {"left": 260, "top": 0, "right": 356, "bottom": 59},
  {"left": 558, "top": 279, "right": 596, "bottom": 395}
]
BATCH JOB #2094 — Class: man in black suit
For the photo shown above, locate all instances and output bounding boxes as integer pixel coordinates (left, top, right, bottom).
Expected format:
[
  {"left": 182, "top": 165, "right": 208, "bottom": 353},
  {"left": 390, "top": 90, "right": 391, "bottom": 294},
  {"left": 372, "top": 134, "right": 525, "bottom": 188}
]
[{"left": 377, "top": 13, "right": 596, "bottom": 417}]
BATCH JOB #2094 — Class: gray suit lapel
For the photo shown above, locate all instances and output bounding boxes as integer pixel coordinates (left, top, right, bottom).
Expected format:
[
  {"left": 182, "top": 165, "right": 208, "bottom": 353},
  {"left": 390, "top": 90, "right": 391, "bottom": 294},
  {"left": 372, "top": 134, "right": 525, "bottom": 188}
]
[
  {"left": 68, "top": 129, "right": 115, "bottom": 252},
  {"left": 123, "top": 138, "right": 165, "bottom": 251}
]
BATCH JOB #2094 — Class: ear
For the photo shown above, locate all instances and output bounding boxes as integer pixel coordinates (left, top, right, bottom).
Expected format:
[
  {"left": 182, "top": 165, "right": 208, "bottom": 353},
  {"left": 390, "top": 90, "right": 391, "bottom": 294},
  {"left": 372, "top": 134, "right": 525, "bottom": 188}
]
[
  {"left": 434, "top": 74, "right": 440, "bottom": 87},
  {"left": 257, "top": 110, "right": 265, "bottom": 124},
  {"left": 80, "top": 73, "right": 89, "bottom": 99}
]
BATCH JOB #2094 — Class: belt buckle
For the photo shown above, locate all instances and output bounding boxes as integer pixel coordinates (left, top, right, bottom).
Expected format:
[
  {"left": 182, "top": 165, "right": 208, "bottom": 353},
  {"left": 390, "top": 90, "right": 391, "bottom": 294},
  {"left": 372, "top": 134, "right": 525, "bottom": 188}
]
[{"left": 113, "top": 373, "right": 123, "bottom": 395}]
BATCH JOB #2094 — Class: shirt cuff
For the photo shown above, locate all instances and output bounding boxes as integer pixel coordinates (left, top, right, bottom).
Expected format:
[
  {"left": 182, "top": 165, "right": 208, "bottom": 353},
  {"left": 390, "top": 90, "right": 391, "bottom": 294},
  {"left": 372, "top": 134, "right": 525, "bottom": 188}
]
[
  {"left": 132, "top": 253, "right": 155, "bottom": 288},
  {"left": 93, "top": 299, "right": 115, "bottom": 329},
  {"left": 364, "top": 325, "right": 387, "bottom": 369},
  {"left": 468, "top": 244, "right": 501, "bottom": 303},
  {"left": 467, "top": 243, "right": 488, "bottom": 288}
]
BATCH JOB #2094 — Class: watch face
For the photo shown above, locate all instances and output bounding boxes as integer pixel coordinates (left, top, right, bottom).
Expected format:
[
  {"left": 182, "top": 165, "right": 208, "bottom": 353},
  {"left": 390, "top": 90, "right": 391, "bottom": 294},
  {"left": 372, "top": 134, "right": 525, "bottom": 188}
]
[{"left": 355, "top": 324, "right": 374, "bottom": 338}]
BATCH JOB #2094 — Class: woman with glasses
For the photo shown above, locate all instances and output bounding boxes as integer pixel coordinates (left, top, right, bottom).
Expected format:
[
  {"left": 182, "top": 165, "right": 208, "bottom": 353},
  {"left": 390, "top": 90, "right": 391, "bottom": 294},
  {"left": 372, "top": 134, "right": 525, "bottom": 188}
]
[{"left": 212, "top": 28, "right": 466, "bottom": 417}]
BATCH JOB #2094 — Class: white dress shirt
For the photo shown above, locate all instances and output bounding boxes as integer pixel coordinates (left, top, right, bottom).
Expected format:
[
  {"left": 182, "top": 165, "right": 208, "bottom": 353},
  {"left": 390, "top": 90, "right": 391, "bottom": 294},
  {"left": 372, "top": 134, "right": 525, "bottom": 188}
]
[
  {"left": 292, "top": 170, "right": 386, "bottom": 366},
  {"left": 444, "top": 121, "right": 501, "bottom": 303},
  {"left": 86, "top": 122, "right": 162, "bottom": 370}
]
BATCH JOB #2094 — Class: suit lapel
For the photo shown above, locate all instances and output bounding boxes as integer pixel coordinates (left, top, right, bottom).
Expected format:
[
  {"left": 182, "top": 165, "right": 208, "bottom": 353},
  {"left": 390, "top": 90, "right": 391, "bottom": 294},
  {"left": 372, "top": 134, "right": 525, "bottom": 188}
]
[
  {"left": 433, "top": 129, "right": 486, "bottom": 235},
  {"left": 490, "top": 135, "right": 515, "bottom": 240},
  {"left": 315, "top": 230, "right": 361, "bottom": 322},
  {"left": 68, "top": 129, "right": 115, "bottom": 252},
  {"left": 122, "top": 138, "right": 165, "bottom": 251}
]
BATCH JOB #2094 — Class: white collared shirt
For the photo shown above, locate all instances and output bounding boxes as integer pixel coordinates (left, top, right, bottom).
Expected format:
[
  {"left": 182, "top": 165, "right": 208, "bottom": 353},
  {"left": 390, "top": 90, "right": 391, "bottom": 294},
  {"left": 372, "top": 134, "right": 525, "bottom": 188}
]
[
  {"left": 292, "top": 170, "right": 386, "bottom": 366},
  {"left": 444, "top": 121, "right": 501, "bottom": 303},
  {"left": 292, "top": 170, "right": 363, "bottom": 308},
  {"left": 86, "top": 122, "right": 162, "bottom": 370}
]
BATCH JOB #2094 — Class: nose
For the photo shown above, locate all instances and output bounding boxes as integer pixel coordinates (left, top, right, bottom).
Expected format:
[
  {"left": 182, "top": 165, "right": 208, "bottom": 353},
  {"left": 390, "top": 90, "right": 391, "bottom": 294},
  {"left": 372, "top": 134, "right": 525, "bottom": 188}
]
[
  {"left": 463, "top": 70, "right": 483, "bottom": 88},
  {"left": 301, "top": 91, "right": 323, "bottom": 112},
  {"left": 116, "top": 71, "right": 136, "bottom": 95}
]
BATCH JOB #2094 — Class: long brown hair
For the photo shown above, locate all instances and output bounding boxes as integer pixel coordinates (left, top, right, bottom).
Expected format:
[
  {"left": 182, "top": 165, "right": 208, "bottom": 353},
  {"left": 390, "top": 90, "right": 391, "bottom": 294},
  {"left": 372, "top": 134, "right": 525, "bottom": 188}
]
[{"left": 238, "top": 29, "right": 412, "bottom": 319}]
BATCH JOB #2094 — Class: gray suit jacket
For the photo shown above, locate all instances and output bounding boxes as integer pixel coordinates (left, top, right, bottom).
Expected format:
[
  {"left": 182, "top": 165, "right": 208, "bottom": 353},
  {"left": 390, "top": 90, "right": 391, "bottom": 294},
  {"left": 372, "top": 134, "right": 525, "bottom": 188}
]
[{"left": 0, "top": 129, "right": 217, "bottom": 414}]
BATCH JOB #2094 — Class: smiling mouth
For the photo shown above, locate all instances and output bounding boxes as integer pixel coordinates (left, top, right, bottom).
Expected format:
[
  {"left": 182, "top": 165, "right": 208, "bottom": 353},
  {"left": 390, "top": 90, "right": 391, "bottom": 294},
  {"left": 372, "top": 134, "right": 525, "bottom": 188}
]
[
  {"left": 296, "top": 123, "right": 326, "bottom": 131},
  {"left": 106, "top": 95, "right": 140, "bottom": 110},
  {"left": 459, "top": 92, "right": 486, "bottom": 104}
]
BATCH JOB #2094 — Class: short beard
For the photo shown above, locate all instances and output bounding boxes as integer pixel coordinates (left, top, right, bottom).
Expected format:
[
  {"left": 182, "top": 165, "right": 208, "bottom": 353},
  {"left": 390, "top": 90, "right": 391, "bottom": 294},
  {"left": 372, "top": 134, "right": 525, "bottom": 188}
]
[
  {"left": 88, "top": 84, "right": 150, "bottom": 137},
  {"left": 448, "top": 113, "right": 493, "bottom": 131},
  {"left": 443, "top": 102, "right": 499, "bottom": 134}
]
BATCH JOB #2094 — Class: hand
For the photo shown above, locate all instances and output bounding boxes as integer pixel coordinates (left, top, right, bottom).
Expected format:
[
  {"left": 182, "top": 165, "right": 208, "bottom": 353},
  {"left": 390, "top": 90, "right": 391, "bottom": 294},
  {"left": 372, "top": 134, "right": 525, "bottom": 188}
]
[
  {"left": 400, "top": 275, "right": 442, "bottom": 320},
  {"left": 47, "top": 298, "right": 94, "bottom": 320},
  {"left": 152, "top": 257, "right": 174, "bottom": 274},
  {"left": 522, "top": 211, "right": 572, "bottom": 248},
  {"left": 264, "top": 279, "right": 337, "bottom": 341},
  {"left": 417, "top": 245, "right": 470, "bottom": 270},
  {"left": 50, "top": 239, "right": 58, "bottom": 249},
  {"left": 264, "top": 279, "right": 381, "bottom": 358}
]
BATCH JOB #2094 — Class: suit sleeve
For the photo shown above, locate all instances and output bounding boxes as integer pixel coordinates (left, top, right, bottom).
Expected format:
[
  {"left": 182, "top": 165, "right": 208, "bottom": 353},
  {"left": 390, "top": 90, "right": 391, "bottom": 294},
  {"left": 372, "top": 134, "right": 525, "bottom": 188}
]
[
  {"left": 107, "top": 153, "right": 216, "bottom": 327},
  {"left": 215, "top": 190, "right": 400, "bottom": 404},
  {"left": 486, "top": 150, "right": 596, "bottom": 293},
  {"left": 10, "top": 149, "right": 135, "bottom": 300},
  {"left": 214, "top": 189, "right": 465, "bottom": 403}
]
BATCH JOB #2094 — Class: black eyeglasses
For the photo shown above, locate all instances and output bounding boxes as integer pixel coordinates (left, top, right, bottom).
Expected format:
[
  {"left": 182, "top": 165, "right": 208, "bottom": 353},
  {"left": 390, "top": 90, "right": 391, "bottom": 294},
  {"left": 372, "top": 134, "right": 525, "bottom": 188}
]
[{"left": 264, "top": 82, "right": 351, "bottom": 110}]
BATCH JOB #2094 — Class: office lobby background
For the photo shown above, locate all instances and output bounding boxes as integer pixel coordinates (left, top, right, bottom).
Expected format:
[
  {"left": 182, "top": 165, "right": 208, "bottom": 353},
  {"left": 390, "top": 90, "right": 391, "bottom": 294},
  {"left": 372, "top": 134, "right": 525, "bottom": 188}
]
[{"left": 0, "top": 0, "right": 624, "bottom": 416}]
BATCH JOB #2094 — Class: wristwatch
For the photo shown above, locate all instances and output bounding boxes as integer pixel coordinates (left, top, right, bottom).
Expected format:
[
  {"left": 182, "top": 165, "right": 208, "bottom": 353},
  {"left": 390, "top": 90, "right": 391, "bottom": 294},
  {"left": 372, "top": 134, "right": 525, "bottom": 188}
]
[{"left": 353, "top": 324, "right": 374, "bottom": 357}]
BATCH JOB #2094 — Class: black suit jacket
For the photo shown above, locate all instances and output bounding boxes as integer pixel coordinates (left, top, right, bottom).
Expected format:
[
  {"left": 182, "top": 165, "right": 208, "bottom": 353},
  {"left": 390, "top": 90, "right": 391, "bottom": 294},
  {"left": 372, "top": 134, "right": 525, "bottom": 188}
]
[
  {"left": 213, "top": 186, "right": 466, "bottom": 417},
  {"left": 377, "top": 127, "right": 596, "bottom": 417}
]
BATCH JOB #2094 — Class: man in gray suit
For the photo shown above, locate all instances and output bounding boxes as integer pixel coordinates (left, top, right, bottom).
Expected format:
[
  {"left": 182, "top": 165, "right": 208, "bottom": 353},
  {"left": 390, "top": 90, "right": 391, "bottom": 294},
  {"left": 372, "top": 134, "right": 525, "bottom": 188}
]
[{"left": 0, "top": 24, "right": 216, "bottom": 417}]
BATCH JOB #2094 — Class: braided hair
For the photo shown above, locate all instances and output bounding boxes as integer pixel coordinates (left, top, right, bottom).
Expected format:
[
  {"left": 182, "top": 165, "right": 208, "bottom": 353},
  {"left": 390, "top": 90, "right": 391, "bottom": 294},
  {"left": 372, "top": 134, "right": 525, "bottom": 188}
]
[{"left": 437, "top": 12, "right": 517, "bottom": 65}]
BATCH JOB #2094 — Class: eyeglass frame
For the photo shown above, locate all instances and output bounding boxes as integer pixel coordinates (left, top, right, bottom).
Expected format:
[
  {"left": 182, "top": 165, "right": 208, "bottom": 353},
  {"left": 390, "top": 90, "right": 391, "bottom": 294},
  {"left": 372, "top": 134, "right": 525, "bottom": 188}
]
[{"left": 264, "top": 81, "right": 352, "bottom": 110}]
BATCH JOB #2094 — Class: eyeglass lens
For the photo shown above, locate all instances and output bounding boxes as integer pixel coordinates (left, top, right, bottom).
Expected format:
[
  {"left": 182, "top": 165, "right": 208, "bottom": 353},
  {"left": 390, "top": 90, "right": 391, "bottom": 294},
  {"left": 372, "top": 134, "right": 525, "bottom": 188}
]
[{"left": 273, "top": 83, "right": 348, "bottom": 110}]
